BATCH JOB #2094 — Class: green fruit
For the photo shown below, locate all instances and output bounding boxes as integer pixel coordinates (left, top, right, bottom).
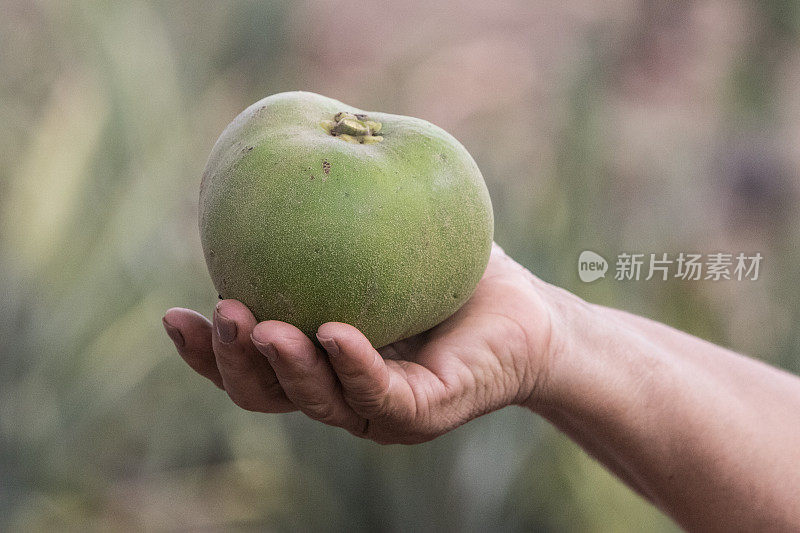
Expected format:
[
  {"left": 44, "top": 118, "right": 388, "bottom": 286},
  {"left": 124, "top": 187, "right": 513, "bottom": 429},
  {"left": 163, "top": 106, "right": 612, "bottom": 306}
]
[{"left": 199, "top": 91, "right": 493, "bottom": 348}]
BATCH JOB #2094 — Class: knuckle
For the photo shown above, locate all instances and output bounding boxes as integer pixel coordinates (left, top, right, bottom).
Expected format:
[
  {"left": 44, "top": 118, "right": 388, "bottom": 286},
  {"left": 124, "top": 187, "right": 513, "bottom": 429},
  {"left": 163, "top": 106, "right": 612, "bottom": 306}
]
[
  {"left": 337, "top": 356, "right": 370, "bottom": 377},
  {"left": 215, "top": 346, "right": 251, "bottom": 372},
  {"left": 346, "top": 374, "right": 386, "bottom": 398},
  {"left": 347, "top": 375, "right": 385, "bottom": 397},
  {"left": 345, "top": 393, "right": 388, "bottom": 418},
  {"left": 300, "top": 398, "right": 338, "bottom": 424},
  {"left": 281, "top": 365, "right": 313, "bottom": 384}
]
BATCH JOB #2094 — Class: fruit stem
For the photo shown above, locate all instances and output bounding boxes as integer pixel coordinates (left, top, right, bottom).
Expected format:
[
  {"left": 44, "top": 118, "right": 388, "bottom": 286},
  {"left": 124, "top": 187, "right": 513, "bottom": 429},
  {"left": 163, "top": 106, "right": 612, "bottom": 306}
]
[{"left": 321, "top": 112, "right": 383, "bottom": 144}]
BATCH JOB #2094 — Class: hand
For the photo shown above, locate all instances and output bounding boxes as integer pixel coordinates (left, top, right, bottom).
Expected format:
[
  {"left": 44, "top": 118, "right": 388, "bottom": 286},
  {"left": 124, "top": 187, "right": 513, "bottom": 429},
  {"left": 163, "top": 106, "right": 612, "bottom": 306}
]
[{"left": 162, "top": 244, "right": 555, "bottom": 444}]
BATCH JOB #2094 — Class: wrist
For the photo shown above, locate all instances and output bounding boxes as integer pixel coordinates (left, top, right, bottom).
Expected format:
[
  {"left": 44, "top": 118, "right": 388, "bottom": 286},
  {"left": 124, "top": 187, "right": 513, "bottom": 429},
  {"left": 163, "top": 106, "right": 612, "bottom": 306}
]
[
  {"left": 519, "top": 282, "right": 623, "bottom": 414},
  {"left": 484, "top": 248, "right": 626, "bottom": 414},
  {"left": 504, "top": 274, "right": 590, "bottom": 411},
  {"left": 522, "top": 285, "right": 678, "bottom": 427}
]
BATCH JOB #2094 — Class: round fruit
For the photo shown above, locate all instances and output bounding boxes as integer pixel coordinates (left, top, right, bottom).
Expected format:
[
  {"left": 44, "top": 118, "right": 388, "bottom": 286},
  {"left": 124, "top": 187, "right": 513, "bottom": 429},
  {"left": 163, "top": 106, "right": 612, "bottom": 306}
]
[{"left": 199, "top": 91, "right": 493, "bottom": 348}]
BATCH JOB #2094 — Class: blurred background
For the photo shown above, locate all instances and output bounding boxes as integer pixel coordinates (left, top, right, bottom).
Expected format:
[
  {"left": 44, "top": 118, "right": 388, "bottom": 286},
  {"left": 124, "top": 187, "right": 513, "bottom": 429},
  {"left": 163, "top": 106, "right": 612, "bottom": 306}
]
[{"left": 2, "top": 1, "right": 799, "bottom": 530}]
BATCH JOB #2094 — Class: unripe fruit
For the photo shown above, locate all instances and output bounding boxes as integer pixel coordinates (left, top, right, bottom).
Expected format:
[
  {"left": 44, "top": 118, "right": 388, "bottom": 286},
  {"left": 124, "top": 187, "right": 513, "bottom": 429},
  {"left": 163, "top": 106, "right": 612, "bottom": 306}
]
[{"left": 200, "top": 92, "right": 493, "bottom": 348}]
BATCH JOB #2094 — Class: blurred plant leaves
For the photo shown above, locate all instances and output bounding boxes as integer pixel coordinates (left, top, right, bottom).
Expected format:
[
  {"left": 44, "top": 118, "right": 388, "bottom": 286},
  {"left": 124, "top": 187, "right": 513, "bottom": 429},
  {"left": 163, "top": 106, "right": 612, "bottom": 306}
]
[{"left": 3, "top": 70, "right": 107, "bottom": 274}]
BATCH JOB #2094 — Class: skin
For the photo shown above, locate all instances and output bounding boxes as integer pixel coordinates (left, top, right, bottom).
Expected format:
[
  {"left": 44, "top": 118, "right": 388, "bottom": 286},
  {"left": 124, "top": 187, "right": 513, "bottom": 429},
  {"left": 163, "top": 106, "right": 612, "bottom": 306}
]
[
  {"left": 163, "top": 244, "right": 800, "bottom": 531},
  {"left": 200, "top": 92, "right": 493, "bottom": 348}
]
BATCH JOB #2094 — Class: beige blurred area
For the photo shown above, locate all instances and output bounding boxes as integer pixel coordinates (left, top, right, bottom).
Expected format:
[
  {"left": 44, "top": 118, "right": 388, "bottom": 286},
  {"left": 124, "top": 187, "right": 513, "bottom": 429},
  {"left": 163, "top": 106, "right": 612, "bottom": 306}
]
[{"left": 2, "top": 1, "right": 798, "bottom": 530}]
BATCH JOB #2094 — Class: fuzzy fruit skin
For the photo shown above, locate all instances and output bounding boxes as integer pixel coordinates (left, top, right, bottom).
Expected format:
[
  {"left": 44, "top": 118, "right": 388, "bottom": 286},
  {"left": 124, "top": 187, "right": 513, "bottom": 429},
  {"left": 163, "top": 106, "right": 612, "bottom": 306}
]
[{"left": 199, "top": 91, "right": 493, "bottom": 348}]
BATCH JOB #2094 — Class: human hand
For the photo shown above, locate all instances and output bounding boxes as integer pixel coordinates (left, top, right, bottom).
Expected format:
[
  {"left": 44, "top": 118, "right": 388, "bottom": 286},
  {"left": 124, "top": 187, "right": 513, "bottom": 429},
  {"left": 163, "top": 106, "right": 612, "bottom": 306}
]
[
  {"left": 162, "top": 243, "right": 555, "bottom": 444},
  {"left": 164, "top": 243, "right": 800, "bottom": 530}
]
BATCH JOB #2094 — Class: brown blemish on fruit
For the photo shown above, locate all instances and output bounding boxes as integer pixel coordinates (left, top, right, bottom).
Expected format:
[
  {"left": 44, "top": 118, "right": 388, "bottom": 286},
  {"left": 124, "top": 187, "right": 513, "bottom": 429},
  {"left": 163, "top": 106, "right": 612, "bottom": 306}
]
[
  {"left": 322, "top": 159, "right": 331, "bottom": 175},
  {"left": 310, "top": 174, "right": 315, "bottom": 180}
]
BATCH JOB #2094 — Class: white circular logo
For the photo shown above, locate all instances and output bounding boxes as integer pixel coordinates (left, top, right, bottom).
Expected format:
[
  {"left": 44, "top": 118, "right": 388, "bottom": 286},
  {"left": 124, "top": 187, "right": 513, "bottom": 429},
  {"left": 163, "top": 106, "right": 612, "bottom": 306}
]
[{"left": 578, "top": 250, "right": 608, "bottom": 282}]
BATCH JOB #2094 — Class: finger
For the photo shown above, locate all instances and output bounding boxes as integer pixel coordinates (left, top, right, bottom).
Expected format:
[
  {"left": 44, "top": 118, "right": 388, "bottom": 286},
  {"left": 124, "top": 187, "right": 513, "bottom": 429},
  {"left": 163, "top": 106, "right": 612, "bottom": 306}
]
[
  {"left": 212, "top": 300, "right": 294, "bottom": 412},
  {"left": 163, "top": 308, "right": 223, "bottom": 389},
  {"left": 317, "top": 322, "right": 416, "bottom": 422},
  {"left": 251, "top": 321, "right": 364, "bottom": 433}
]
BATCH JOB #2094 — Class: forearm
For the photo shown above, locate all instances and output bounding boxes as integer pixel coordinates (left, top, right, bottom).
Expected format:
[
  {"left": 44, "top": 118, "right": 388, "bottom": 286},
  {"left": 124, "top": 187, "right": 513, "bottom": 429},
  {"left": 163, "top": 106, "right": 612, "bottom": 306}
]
[{"left": 530, "top": 287, "right": 800, "bottom": 531}]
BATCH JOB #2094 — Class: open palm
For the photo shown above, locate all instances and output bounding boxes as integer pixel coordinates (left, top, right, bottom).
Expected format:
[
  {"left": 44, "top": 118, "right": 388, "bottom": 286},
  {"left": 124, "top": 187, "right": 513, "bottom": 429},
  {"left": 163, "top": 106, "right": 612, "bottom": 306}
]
[{"left": 163, "top": 244, "right": 552, "bottom": 444}]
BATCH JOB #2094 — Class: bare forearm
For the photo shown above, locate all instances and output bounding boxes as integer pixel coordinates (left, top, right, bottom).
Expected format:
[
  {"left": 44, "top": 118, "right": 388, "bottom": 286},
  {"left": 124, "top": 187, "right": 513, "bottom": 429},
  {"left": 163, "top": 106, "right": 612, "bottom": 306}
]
[{"left": 530, "top": 288, "right": 800, "bottom": 531}]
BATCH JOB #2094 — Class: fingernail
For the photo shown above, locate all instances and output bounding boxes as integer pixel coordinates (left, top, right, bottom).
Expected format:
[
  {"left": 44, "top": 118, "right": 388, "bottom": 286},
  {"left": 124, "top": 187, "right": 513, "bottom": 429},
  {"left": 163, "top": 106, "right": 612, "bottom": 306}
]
[
  {"left": 252, "top": 337, "right": 278, "bottom": 363},
  {"left": 316, "top": 334, "right": 339, "bottom": 357},
  {"left": 162, "top": 317, "right": 185, "bottom": 348},
  {"left": 215, "top": 310, "right": 237, "bottom": 343}
]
